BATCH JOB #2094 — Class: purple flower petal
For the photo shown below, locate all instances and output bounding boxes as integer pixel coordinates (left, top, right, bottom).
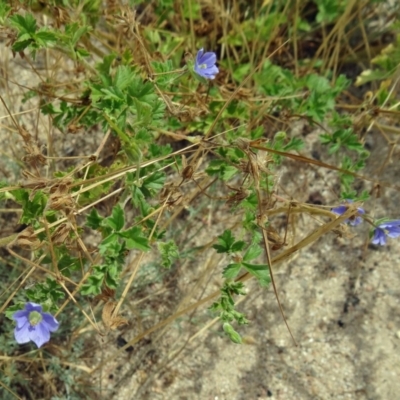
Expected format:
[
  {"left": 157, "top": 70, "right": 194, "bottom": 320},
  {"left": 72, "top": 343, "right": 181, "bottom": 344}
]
[
  {"left": 25, "top": 302, "right": 42, "bottom": 313},
  {"left": 349, "top": 216, "right": 363, "bottom": 227},
  {"left": 332, "top": 205, "right": 347, "bottom": 215},
  {"left": 29, "top": 323, "right": 51, "bottom": 348},
  {"left": 386, "top": 226, "right": 400, "bottom": 238},
  {"left": 200, "top": 52, "right": 217, "bottom": 66},
  {"left": 380, "top": 220, "right": 400, "bottom": 228},
  {"left": 42, "top": 313, "right": 60, "bottom": 332},
  {"left": 196, "top": 48, "right": 204, "bottom": 62},
  {"left": 371, "top": 228, "right": 387, "bottom": 245},
  {"left": 194, "top": 48, "right": 219, "bottom": 80},
  {"left": 14, "top": 320, "right": 32, "bottom": 344},
  {"left": 12, "top": 310, "right": 30, "bottom": 328},
  {"left": 200, "top": 66, "right": 219, "bottom": 79},
  {"left": 331, "top": 200, "right": 365, "bottom": 227},
  {"left": 371, "top": 219, "right": 400, "bottom": 245}
]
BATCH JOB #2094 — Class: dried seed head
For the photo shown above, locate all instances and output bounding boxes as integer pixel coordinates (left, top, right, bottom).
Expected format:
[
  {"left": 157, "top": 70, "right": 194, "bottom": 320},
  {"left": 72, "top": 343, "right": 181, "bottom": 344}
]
[
  {"left": 102, "top": 301, "right": 128, "bottom": 331},
  {"left": 13, "top": 226, "right": 41, "bottom": 250},
  {"left": 51, "top": 223, "right": 70, "bottom": 246},
  {"left": 226, "top": 187, "right": 249, "bottom": 206},
  {"left": 235, "top": 138, "right": 250, "bottom": 151},
  {"left": 160, "top": 183, "right": 183, "bottom": 207}
]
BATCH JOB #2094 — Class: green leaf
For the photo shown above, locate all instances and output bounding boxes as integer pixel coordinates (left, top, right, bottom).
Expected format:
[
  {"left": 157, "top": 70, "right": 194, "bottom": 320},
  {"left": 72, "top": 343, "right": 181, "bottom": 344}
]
[
  {"left": 81, "top": 272, "right": 104, "bottom": 296},
  {"left": 181, "top": 0, "right": 201, "bottom": 18},
  {"left": 26, "top": 278, "right": 65, "bottom": 308},
  {"left": 205, "top": 159, "right": 224, "bottom": 176},
  {"left": 322, "top": 128, "right": 365, "bottom": 155},
  {"left": 149, "top": 142, "right": 172, "bottom": 158},
  {"left": 231, "top": 240, "right": 246, "bottom": 253},
  {"left": 34, "top": 30, "right": 57, "bottom": 47},
  {"left": 13, "top": 189, "right": 47, "bottom": 224},
  {"left": 75, "top": 47, "right": 91, "bottom": 59},
  {"left": 213, "top": 230, "right": 245, "bottom": 253},
  {"left": 104, "top": 270, "right": 119, "bottom": 289},
  {"left": 22, "top": 89, "right": 37, "bottom": 103},
  {"left": 18, "top": 32, "right": 33, "bottom": 42},
  {"left": 120, "top": 226, "right": 151, "bottom": 251},
  {"left": 141, "top": 171, "right": 166, "bottom": 196},
  {"left": 283, "top": 137, "right": 304, "bottom": 152},
  {"left": 232, "top": 63, "right": 251, "bottom": 83},
  {"left": 99, "top": 233, "right": 122, "bottom": 256},
  {"left": 96, "top": 53, "right": 116, "bottom": 81},
  {"left": 243, "top": 245, "right": 262, "bottom": 262},
  {"left": 225, "top": 281, "right": 246, "bottom": 296},
  {"left": 12, "top": 39, "right": 33, "bottom": 52},
  {"left": 222, "top": 165, "right": 239, "bottom": 181},
  {"left": 223, "top": 322, "right": 242, "bottom": 344},
  {"left": 213, "top": 230, "right": 235, "bottom": 252},
  {"left": 152, "top": 59, "right": 183, "bottom": 87},
  {"left": 132, "top": 98, "right": 153, "bottom": 126},
  {"left": 100, "top": 86, "right": 124, "bottom": 102},
  {"left": 242, "top": 263, "right": 271, "bottom": 286},
  {"left": 241, "top": 192, "right": 258, "bottom": 211},
  {"left": 0, "top": 3, "right": 11, "bottom": 24},
  {"left": 114, "top": 65, "right": 135, "bottom": 90},
  {"left": 306, "top": 74, "right": 331, "bottom": 93},
  {"left": 86, "top": 208, "right": 103, "bottom": 229},
  {"left": 65, "top": 22, "right": 90, "bottom": 46},
  {"left": 315, "top": 0, "right": 345, "bottom": 23},
  {"left": 206, "top": 160, "right": 239, "bottom": 181},
  {"left": 222, "top": 263, "right": 242, "bottom": 280},
  {"left": 58, "top": 254, "right": 82, "bottom": 275},
  {"left": 158, "top": 240, "right": 179, "bottom": 268},
  {"left": 102, "top": 204, "right": 125, "bottom": 231},
  {"left": 129, "top": 185, "right": 152, "bottom": 217},
  {"left": 10, "top": 13, "right": 37, "bottom": 34}
]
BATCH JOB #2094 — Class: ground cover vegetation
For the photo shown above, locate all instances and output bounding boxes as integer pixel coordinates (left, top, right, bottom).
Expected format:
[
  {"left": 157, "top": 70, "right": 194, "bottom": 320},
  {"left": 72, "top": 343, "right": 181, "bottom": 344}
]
[{"left": 0, "top": 0, "right": 400, "bottom": 398}]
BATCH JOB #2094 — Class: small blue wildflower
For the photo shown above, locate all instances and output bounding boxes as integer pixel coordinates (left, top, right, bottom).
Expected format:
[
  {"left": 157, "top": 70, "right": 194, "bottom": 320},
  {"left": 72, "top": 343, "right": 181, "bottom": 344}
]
[
  {"left": 194, "top": 48, "right": 219, "bottom": 79},
  {"left": 332, "top": 199, "right": 365, "bottom": 226},
  {"left": 371, "top": 220, "right": 400, "bottom": 246},
  {"left": 12, "top": 302, "right": 59, "bottom": 348}
]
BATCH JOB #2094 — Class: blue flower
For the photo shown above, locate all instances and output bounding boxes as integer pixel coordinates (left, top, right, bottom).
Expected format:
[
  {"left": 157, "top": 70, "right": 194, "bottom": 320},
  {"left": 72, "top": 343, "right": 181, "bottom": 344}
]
[
  {"left": 332, "top": 199, "right": 365, "bottom": 226},
  {"left": 12, "top": 302, "right": 59, "bottom": 348},
  {"left": 371, "top": 220, "right": 400, "bottom": 246},
  {"left": 194, "top": 48, "right": 219, "bottom": 79}
]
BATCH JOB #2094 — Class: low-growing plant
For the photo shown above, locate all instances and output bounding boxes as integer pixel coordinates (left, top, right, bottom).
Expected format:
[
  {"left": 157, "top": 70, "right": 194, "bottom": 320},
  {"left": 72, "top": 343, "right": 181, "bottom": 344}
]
[{"left": 1, "top": 0, "right": 400, "bottom": 398}]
